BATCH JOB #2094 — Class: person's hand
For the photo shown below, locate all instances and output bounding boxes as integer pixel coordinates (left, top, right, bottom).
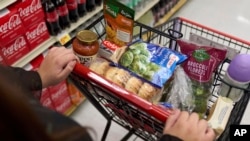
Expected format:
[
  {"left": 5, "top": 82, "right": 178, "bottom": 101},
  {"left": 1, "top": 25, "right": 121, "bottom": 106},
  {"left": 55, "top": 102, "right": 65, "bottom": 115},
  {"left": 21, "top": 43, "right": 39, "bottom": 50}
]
[
  {"left": 163, "top": 109, "right": 215, "bottom": 141},
  {"left": 37, "top": 47, "right": 78, "bottom": 88}
]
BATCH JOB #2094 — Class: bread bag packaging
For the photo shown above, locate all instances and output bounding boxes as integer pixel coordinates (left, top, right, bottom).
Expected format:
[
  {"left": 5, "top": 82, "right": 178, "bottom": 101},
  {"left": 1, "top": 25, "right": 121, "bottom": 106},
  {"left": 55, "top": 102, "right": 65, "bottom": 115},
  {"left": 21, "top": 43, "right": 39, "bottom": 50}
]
[{"left": 89, "top": 57, "right": 162, "bottom": 103}]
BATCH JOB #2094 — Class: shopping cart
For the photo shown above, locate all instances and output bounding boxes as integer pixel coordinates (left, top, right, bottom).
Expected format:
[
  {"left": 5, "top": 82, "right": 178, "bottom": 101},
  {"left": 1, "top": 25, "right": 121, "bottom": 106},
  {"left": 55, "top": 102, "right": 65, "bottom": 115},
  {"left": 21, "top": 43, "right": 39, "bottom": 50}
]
[{"left": 69, "top": 16, "right": 250, "bottom": 141}]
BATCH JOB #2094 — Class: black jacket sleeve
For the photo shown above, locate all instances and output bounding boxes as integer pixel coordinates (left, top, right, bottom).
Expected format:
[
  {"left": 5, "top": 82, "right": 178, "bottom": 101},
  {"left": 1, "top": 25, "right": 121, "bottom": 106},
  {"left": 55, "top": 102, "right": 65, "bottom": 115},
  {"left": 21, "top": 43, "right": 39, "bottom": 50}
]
[
  {"left": 1, "top": 65, "right": 42, "bottom": 91},
  {"left": 159, "top": 134, "right": 183, "bottom": 141}
]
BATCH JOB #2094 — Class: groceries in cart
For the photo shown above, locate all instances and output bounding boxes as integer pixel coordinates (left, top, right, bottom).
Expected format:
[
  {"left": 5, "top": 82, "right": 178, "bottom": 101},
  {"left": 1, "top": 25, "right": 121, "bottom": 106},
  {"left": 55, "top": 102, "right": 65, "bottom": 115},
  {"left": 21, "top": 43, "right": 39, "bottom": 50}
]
[
  {"left": 177, "top": 39, "right": 227, "bottom": 118},
  {"left": 163, "top": 66, "right": 195, "bottom": 112},
  {"left": 89, "top": 57, "right": 162, "bottom": 103},
  {"left": 103, "top": 0, "right": 135, "bottom": 47},
  {"left": 207, "top": 96, "right": 233, "bottom": 137},
  {"left": 118, "top": 40, "right": 187, "bottom": 88}
]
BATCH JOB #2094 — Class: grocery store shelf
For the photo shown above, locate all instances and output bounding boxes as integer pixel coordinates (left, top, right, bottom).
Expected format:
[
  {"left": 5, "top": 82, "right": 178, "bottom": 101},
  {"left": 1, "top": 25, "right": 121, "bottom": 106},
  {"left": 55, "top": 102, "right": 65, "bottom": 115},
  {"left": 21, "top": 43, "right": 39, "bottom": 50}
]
[
  {"left": 0, "top": 0, "right": 16, "bottom": 10},
  {"left": 12, "top": 1, "right": 162, "bottom": 68},
  {"left": 135, "top": 0, "right": 160, "bottom": 21},
  {"left": 12, "top": 5, "right": 103, "bottom": 68},
  {"left": 154, "top": 0, "right": 187, "bottom": 26},
  {"left": 12, "top": 37, "right": 56, "bottom": 68}
]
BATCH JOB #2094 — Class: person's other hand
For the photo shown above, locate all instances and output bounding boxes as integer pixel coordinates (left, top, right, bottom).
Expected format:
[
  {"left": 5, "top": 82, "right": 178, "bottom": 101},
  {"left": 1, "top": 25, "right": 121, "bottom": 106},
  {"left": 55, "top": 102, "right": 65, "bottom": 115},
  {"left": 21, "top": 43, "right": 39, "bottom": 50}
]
[
  {"left": 38, "top": 47, "right": 78, "bottom": 88},
  {"left": 163, "top": 109, "right": 215, "bottom": 141}
]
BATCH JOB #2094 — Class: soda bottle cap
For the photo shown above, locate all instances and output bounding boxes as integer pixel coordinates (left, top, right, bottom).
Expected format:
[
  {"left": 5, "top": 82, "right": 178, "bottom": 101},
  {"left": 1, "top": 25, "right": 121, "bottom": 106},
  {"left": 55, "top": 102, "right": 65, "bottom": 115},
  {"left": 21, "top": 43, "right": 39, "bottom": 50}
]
[{"left": 228, "top": 54, "right": 250, "bottom": 83}]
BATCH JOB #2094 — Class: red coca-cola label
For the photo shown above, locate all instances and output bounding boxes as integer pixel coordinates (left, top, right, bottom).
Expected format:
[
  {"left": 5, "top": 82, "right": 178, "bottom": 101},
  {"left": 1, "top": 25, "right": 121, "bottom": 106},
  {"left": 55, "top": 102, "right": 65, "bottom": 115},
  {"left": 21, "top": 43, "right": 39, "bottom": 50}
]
[
  {"left": 1, "top": 36, "right": 30, "bottom": 65},
  {"left": 16, "top": 0, "right": 45, "bottom": 26},
  {"left": 46, "top": 11, "right": 59, "bottom": 22},
  {"left": 57, "top": 4, "right": 69, "bottom": 16},
  {"left": 0, "top": 52, "right": 6, "bottom": 65},
  {"left": 102, "top": 40, "right": 120, "bottom": 51},
  {"left": 25, "top": 20, "right": 50, "bottom": 50},
  {"left": 0, "top": 9, "right": 25, "bottom": 45},
  {"left": 66, "top": 0, "right": 78, "bottom": 10},
  {"left": 77, "top": 0, "right": 86, "bottom": 4},
  {"left": 0, "top": 14, "right": 22, "bottom": 34}
]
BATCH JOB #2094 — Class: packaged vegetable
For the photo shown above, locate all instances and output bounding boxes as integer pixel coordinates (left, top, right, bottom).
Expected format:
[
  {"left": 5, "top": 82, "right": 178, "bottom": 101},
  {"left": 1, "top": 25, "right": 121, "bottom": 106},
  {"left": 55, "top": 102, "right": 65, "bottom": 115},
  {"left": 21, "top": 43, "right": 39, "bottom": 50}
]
[
  {"left": 103, "top": 0, "right": 135, "bottom": 47},
  {"left": 119, "top": 40, "right": 187, "bottom": 88},
  {"left": 177, "top": 39, "right": 227, "bottom": 118}
]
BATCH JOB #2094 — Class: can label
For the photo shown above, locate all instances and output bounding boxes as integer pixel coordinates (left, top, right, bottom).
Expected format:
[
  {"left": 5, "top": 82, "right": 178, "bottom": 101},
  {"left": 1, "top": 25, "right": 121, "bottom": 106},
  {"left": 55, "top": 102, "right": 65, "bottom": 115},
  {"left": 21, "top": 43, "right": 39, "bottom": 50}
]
[{"left": 74, "top": 52, "right": 97, "bottom": 64}]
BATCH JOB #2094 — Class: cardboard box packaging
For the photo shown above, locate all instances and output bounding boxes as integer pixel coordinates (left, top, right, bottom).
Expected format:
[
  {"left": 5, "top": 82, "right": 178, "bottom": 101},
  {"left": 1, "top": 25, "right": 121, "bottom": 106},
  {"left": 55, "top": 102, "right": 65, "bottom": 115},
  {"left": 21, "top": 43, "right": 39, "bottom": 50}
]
[
  {"left": 0, "top": 35, "right": 30, "bottom": 65},
  {"left": 14, "top": 0, "right": 45, "bottom": 27},
  {"left": 25, "top": 20, "right": 50, "bottom": 50},
  {"left": 0, "top": 8, "right": 25, "bottom": 45}
]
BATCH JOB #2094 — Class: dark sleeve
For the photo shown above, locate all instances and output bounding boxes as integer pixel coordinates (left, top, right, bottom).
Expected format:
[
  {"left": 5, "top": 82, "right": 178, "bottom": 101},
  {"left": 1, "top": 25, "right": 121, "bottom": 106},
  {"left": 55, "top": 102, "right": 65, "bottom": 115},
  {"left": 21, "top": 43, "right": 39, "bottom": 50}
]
[
  {"left": 3, "top": 66, "right": 42, "bottom": 91},
  {"left": 159, "top": 134, "right": 183, "bottom": 141}
]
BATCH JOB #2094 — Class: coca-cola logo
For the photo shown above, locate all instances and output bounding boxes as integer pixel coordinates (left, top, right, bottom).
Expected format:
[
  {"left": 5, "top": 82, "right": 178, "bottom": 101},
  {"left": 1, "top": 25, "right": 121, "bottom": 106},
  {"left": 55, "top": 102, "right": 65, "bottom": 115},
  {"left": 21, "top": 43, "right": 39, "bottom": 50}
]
[
  {"left": 26, "top": 22, "right": 47, "bottom": 40},
  {"left": 0, "top": 14, "right": 22, "bottom": 33},
  {"left": 51, "top": 85, "right": 67, "bottom": 100},
  {"left": 57, "top": 98, "right": 71, "bottom": 111},
  {"left": 102, "top": 40, "right": 119, "bottom": 51},
  {"left": 18, "top": 0, "right": 42, "bottom": 17},
  {"left": 2, "top": 36, "right": 26, "bottom": 56}
]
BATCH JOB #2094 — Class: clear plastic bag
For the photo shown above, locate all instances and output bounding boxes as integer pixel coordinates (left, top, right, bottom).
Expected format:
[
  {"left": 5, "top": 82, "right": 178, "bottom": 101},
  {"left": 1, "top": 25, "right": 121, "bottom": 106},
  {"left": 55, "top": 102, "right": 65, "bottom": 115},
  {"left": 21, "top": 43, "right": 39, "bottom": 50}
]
[{"left": 165, "top": 66, "right": 195, "bottom": 112}]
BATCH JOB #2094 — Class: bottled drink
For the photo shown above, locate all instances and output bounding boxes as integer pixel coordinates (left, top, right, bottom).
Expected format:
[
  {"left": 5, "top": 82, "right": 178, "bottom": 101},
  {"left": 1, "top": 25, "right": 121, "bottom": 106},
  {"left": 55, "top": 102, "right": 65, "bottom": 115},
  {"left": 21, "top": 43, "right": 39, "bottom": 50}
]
[
  {"left": 77, "top": 0, "right": 87, "bottom": 17},
  {"left": 219, "top": 54, "right": 250, "bottom": 102},
  {"left": 66, "top": 0, "right": 79, "bottom": 22},
  {"left": 44, "top": 0, "right": 62, "bottom": 35},
  {"left": 86, "top": 0, "right": 96, "bottom": 12},
  {"left": 95, "top": 0, "right": 102, "bottom": 6},
  {"left": 52, "top": 0, "right": 71, "bottom": 29}
]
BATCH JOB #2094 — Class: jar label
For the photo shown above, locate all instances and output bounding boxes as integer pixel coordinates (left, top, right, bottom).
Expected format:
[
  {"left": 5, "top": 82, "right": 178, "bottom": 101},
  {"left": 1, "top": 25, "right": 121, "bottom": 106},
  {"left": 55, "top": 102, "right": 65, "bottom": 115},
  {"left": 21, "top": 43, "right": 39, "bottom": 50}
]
[{"left": 75, "top": 52, "right": 97, "bottom": 64}]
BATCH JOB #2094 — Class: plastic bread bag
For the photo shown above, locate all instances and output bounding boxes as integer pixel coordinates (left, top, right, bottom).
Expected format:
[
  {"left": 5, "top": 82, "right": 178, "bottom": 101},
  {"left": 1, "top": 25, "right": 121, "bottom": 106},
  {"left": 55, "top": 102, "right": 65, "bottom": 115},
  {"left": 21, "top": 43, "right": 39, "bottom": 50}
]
[
  {"left": 118, "top": 40, "right": 187, "bottom": 88},
  {"left": 88, "top": 57, "right": 162, "bottom": 103},
  {"left": 165, "top": 66, "right": 195, "bottom": 112},
  {"left": 177, "top": 39, "right": 227, "bottom": 118}
]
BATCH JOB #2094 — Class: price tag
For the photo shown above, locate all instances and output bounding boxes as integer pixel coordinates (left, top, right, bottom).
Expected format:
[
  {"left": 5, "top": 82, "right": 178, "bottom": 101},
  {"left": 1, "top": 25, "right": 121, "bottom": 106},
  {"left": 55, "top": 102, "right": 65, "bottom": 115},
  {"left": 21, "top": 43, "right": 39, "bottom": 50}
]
[{"left": 56, "top": 31, "right": 71, "bottom": 45}]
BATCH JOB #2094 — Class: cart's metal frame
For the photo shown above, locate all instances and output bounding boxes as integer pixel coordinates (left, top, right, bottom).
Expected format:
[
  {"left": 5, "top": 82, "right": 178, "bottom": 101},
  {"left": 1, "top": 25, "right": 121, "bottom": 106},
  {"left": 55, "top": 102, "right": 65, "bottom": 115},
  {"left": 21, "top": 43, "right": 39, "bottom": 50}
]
[{"left": 69, "top": 16, "right": 250, "bottom": 141}]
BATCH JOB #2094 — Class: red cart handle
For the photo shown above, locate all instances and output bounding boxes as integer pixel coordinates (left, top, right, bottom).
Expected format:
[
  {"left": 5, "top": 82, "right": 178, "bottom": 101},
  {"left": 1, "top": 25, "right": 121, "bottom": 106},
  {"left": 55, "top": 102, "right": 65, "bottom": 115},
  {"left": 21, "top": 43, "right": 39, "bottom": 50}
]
[{"left": 73, "top": 62, "right": 171, "bottom": 122}]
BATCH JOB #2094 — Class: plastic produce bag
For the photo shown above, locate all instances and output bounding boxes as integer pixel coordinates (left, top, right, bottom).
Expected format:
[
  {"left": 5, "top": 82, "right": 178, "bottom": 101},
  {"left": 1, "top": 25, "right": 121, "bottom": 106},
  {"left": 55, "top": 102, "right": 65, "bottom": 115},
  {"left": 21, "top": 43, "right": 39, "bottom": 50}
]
[
  {"left": 165, "top": 66, "right": 195, "bottom": 112},
  {"left": 177, "top": 39, "right": 227, "bottom": 118}
]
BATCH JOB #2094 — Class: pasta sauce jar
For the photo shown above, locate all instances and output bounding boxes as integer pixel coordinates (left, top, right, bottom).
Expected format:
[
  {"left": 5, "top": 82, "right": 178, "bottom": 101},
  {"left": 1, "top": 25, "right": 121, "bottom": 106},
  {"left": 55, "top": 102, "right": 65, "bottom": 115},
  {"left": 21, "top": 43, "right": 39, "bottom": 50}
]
[{"left": 72, "top": 30, "right": 99, "bottom": 64}]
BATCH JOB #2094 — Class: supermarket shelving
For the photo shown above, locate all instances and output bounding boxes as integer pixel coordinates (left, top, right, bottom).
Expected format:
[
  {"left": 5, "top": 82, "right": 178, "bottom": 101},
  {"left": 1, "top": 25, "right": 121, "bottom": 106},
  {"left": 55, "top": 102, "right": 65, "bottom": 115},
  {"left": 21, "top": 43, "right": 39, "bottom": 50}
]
[
  {"left": 154, "top": 0, "right": 187, "bottom": 26},
  {"left": 12, "top": 0, "right": 160, "bottom": 68}
]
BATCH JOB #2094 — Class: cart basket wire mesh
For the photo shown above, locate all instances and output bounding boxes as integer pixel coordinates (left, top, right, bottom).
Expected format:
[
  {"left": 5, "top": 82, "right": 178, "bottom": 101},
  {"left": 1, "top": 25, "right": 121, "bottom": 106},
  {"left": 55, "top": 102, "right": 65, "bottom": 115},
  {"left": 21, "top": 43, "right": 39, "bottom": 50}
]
[{"left": 69, "top": 16, "right": 250, "bottom": 141}]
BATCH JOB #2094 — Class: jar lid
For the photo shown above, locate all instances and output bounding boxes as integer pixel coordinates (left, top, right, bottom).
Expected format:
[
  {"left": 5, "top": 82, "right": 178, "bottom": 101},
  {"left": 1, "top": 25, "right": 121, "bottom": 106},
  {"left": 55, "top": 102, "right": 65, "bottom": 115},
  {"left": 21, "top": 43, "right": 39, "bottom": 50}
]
[
  {"left": 76, "top": 30, "right": 98, "bottom": 43},
  {"left": 228, "top": 54, "right": 250, "bottom": 83}
]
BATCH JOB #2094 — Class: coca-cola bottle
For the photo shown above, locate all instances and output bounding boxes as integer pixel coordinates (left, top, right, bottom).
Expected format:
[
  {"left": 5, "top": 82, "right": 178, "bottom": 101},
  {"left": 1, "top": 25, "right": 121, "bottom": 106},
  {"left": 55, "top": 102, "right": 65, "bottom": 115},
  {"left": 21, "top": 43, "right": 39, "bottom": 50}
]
[
  {"left": 86, "top": 0, "right": 96, "bottom": 12},
  {"left": 52, "top": 0, "right": 71, "bottom": 29},
  {"left": 44, "top": 0, "right": 62, "bottom": 35},
  {"left": 95, "top": 0, "right": 102, "bottom": 6},
  {"left": 66, "top": 0, "right": 79, "bottom": 22},
  {"left": 77, "top": 0, "right": 87, "bottom": 17}
]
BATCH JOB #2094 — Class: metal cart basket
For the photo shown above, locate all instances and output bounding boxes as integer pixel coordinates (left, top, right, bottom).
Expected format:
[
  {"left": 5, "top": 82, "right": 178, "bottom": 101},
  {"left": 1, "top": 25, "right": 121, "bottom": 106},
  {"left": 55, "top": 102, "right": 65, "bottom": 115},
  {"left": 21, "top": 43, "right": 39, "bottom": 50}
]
[{"left": 69, "top": 16, "right": 250, "bottom": 141}]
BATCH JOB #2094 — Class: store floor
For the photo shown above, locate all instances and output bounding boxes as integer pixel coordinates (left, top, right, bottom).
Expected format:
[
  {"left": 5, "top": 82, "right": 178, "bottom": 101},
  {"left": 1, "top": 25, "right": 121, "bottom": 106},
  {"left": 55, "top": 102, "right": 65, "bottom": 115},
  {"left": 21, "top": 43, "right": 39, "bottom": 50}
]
[{"left": 70, "top": 0, "right": 250, "bottom": 140}]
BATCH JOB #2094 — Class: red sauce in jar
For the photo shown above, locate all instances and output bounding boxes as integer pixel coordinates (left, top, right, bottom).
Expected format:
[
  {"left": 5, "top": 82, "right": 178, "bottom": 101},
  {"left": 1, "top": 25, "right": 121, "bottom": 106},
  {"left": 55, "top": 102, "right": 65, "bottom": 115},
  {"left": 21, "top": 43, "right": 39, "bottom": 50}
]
[{"left": 72, "top": 30, "right": 99, "bottom": 64}]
